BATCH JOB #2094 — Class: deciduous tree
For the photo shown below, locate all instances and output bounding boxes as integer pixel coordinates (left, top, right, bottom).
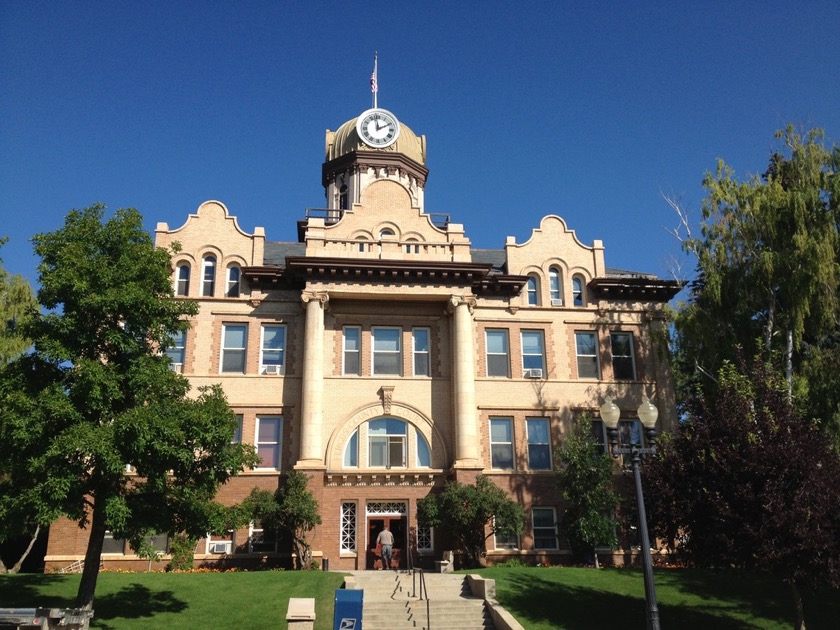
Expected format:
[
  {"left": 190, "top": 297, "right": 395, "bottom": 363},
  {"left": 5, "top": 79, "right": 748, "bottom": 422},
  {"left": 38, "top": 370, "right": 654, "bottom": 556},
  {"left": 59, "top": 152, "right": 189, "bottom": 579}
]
[
  {"left": 417, "top": 475, "right": 524, "bottom": 568},
  {"left": 555, "top": 417, "right": 618, "bottom": 564},
  {"left": 245, "top": 472, "right": 322, "bottom": 570},
  {"left": 0, "top": 205, "right": 258, "bottom": 608},
  {"left": 645, "top": 358, "right": 840, "bottom": 630}
]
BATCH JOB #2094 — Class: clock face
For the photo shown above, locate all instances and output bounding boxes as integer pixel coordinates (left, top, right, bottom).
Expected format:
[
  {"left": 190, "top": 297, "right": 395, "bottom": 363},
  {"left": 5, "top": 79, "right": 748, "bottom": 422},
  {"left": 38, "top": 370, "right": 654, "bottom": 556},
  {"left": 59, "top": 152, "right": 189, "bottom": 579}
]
[{"left": 356, "top": 108, "right": 400, "bottom": 148}]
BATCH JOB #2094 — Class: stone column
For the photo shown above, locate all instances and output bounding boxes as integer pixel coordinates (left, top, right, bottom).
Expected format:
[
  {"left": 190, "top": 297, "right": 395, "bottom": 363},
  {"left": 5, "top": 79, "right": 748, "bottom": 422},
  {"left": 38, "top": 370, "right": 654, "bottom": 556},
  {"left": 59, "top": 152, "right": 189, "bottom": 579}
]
[
  {"left": 297, "top": 291, "right": 328, "bottom": 467},
  {"left": 448, "top": 295, "right": 479, "bottom": 467}
]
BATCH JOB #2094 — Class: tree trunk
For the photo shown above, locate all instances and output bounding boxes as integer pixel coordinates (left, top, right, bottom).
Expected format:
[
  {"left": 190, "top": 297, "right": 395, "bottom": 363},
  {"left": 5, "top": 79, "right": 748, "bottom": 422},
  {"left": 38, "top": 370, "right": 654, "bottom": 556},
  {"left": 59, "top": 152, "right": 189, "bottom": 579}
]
[
  {"left": 75, "top": 501, "right": 108, "bottom": 610},
  {"left": 790, "top": 579, "right": 806, "bottom": 630},
  {"left": 4, "top": 525, "right": 41, "bottom": 574}
]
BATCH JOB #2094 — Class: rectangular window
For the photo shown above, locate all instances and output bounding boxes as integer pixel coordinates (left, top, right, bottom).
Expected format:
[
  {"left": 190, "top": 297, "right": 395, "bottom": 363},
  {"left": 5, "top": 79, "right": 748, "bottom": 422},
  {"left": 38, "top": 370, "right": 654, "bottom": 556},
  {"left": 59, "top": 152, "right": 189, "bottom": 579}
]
[
  {"left": 102, "top": 531, "right": 126, "bottom": 554},
  {"left": 494, "top": 519, "right": 519, "bottom": 550},
  {"left": 372, "top": 327, "right": 402, "bottom": 375},
  {"left": 521, "top": 330, "right": 545, "bottom": 375},
  {"left": 165, "top": 329, "right": 186, "bottom": 372},
  {"left": 412, "top": 328, "right": 430, "bottom": 376},
  {"left": 343, "top": 327, "right": 361, "bottom": 375},
  {"left": 490, "top": 417, "right": 514, "bottom": 470},
  {"left": 619, "top": 419, "right": 643, "bottom": 466},
  {"left": 256, "top": 416, "right": 282, "bottom": 469},
  {"left": 232, "top": 414, "right": 243, "bottom": 444},
  {"left": 590, "top": 419, "right": 608, "bottom": 454},
  {"left": 486, "top": 329, "right": 510, "bottom": 377},
  {"left": 368, "top": 418, "right": 406, "bottom": 468},
  {"left": 206, "top": 531, "right": 234, "bottom": 554},
  {"left": 202, "top": 256, "right": 216, "bottom": 297},
  {"left": 575, "top": 331, "right": 599, "bottom": 379},
  {"left": 340, "top": 502, "right": 357, "bottom": 553},
  {"left": 146, "top": 532, "right": 169, "bottom": 553},
  {"left": 248, "top": 522, "right": 277, "bottom": 553},
  {"left": 610, "top": 332, "right": 636, "bottom": 380},
  {"left": 526, "top": 418, "right": 552, "bottom": 470},
  {"left": 221, "top": 324, "right": 247, "bottom": 373},
  {"left": 532, "top": 507, "right": 558, "bottom": 550},
  {"left": 417, "top": 526, "right": 434, "bottom": 552},
  {"left": 260, "top": 324, "right": 286, "bottom": 374}
]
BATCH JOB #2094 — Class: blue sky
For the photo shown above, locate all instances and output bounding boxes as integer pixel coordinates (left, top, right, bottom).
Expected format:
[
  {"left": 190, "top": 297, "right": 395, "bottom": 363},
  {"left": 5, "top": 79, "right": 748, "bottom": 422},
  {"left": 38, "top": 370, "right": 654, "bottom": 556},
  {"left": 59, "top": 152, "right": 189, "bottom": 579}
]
[{"left": 2, "top": 1, "right": 839, "bottom": 296}]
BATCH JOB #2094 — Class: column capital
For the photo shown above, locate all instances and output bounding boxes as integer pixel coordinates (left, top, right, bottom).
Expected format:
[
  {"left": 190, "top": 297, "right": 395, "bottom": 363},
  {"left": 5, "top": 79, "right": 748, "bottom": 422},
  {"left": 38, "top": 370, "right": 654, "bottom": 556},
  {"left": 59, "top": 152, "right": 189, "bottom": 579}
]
[
  {"left": 301, "top": 290, "right": 329, "bottom": 309},
  {"left": 447, "top": 294, "right": 476, "bottom": 315}
]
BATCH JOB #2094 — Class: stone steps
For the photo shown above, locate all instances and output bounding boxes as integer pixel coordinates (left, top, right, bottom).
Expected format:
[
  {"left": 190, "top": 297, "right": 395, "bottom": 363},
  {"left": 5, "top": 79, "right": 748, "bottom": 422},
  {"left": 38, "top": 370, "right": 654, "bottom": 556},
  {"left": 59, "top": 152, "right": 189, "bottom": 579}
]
[{"left": 345, "top": 571, "right": 495, "bottom": 630}]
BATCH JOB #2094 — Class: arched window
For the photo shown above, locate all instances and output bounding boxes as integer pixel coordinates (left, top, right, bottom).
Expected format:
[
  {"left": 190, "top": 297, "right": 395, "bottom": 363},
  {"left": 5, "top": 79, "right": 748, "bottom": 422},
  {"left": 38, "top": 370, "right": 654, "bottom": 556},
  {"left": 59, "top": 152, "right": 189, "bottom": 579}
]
[
  {"left": 339, "top": 184, "right": 348, "bottom": 210},
  {"left": 175, "top": 263, "right": 190, "bottom": 296},
  {"left": 343, "top": 429, "right": 358, "bottom": 467},
  {"left": 572, "top": 276, "right": 586, "bottom": 307},
  {"left": 549, "top": 267, "right": 562, "bottom": 306},
  {"left": 342, "top": 419, "right": 432, "bottom": 469},
  {"left": 526, "top": 275, "right": 539, "bottom": 306},
  {"left": 416, "top": 428, "right": 431, "bottom": 468},
  {"left": 227, "top": 265, "right": 240, "bottom": 298},
  {"left": 202, "top": 255, "right": 216, "bottom": 297},
  {"left": 379, "top": 228, "right": 395, "bottom": 238}
]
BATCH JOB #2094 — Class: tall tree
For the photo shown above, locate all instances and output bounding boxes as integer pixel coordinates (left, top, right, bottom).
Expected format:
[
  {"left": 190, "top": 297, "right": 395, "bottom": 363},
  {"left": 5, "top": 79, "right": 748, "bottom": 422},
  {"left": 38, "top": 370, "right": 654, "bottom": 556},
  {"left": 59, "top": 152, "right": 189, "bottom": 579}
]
[
  {"left": 555, "top": 417, "right": 618, "bottom": 564},
  {"left": 417, "top": 475, "right": 524, "bottom": 568},
  {"left": 0, "top": 239, "right": 43, "bottom": 574},
  {"left": 644, "top": 358, "right": 840, "bottom": 630},
  {"left": 245, "top": 472, "right": 323, "bottom": 570},
  {"left": 0, "top": 205, "right": 258, "bottom": 609},
  {"left": 674, "top": 127, "right": 840, "bottom": 433}
]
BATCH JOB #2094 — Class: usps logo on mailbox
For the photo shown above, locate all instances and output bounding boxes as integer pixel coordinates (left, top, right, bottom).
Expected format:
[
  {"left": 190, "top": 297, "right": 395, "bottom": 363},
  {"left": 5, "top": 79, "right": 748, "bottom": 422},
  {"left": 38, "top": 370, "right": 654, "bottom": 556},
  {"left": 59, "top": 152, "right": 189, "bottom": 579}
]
[{"left": 339, "top": 619, "right": 356, "bottom": 630}]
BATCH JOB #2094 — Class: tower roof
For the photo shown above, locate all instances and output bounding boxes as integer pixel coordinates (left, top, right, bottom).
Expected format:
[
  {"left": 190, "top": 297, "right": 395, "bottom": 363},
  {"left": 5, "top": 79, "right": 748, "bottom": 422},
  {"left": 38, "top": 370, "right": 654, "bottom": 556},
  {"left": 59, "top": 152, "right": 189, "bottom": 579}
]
[{"left": 326, "top": 115, "right": 427, "bottom": 166}]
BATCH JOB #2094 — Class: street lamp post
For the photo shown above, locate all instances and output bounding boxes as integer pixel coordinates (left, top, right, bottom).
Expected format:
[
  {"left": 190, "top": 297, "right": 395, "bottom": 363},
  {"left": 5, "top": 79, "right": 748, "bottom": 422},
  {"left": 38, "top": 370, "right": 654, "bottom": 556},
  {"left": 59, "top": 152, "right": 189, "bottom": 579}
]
[{"left": 600, "top": 397, "right": 661, "bottom": 630}]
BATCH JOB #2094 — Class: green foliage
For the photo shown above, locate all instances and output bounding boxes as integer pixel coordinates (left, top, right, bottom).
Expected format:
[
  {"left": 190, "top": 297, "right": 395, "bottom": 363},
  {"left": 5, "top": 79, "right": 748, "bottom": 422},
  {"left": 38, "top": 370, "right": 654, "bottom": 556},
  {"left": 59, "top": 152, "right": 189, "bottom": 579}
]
[
  {"left": 555, "top": 418, "right": 618, "bottom": 560},
  {"left": 244, "top": 471, "right": 322, "bottom": 570},
  {"left": 645, "top": 357, "right": 840, "bottom": 628},
  {"left": 167, "top": 533, "right": 198, "bottom": 572},
  {"left": 417, "top": 475, "right": 525, "bottom": 568},
  {"left": 0, "top": 205, "right": 259, "bottom": 607},
  {"left": 0, "top": 238, "right": 37, "bottom": 365},
  {"left": 673, "top": 126, "right": 840, "bottom": 437}
]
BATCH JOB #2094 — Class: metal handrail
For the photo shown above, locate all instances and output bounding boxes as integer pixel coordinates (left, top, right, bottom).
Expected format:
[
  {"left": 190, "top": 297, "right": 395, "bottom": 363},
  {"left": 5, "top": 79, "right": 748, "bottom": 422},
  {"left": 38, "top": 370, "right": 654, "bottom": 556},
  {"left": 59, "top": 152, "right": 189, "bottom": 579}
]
[{"left": 410, "top": 567, "right": 430, "bottom": 630}]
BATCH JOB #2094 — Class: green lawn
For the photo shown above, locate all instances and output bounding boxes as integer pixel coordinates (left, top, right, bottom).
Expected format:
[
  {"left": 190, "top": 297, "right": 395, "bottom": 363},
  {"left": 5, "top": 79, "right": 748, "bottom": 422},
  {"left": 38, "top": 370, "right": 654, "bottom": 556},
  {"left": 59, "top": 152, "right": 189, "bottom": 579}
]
[
  {"left": 466, "top": 566, "right": 840, "bottom": 630},
  {"left": 3, "top": 567, "right": 839, "bottom": 629},
  {"left": 0, "top": 570, "right": 345, "bottom": 630}
]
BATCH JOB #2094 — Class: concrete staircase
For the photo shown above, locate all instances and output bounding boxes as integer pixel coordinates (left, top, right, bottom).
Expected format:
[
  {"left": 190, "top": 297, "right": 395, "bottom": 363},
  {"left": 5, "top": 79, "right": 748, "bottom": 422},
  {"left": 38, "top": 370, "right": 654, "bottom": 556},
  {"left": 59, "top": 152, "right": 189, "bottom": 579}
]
[{"left": 346, "top": 570, "right": 494, "bottom": 630}]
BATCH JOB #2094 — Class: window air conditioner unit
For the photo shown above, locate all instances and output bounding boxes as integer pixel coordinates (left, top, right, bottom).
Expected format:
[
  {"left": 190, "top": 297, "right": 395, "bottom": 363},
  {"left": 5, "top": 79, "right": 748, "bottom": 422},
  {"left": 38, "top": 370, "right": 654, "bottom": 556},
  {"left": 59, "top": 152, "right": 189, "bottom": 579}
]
[
  {"left": 550, "top": 298, "right": 563, "bottom": 307},
  {"left": 524, "top": 368, "right": 543, "bottom": 379},
  {"left": 261, "top": 364, "right": 282, "bottom": 375},
  {"left": 209, "top": 541, "right": 232, "bottom": 554},
  {"left": 169, "top": 363, "right": 183, "bottom": 373}
]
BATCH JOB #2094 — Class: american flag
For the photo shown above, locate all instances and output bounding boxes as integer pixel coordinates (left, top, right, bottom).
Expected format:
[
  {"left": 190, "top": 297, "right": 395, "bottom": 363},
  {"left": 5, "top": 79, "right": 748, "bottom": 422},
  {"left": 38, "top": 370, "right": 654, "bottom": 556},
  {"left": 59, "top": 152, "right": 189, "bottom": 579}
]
[{"left": 370, "top": 53, "right": 378, "bottom": 93}]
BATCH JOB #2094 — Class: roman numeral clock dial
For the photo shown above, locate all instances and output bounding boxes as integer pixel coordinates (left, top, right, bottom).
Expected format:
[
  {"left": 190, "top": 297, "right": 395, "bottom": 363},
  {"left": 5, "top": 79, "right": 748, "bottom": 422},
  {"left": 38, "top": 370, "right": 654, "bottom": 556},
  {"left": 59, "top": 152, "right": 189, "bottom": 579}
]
[{"left": 356, "top": 108, "right": 401, "bottom": 149}]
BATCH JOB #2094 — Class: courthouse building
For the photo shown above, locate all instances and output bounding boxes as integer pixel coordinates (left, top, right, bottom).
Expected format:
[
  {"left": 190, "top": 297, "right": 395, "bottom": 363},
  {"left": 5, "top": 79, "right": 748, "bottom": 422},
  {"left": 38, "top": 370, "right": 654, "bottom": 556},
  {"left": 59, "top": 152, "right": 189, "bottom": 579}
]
[{"left": 45, "top": 104, "right": 681, "bottom": 571}]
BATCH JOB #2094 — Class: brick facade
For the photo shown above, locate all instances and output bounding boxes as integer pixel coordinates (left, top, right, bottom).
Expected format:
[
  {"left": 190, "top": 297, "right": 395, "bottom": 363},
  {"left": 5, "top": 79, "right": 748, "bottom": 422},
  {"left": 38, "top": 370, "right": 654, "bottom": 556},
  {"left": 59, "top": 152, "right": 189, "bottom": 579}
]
[{"left": 44, "top": 110, "right": 681, "bottom": 572}]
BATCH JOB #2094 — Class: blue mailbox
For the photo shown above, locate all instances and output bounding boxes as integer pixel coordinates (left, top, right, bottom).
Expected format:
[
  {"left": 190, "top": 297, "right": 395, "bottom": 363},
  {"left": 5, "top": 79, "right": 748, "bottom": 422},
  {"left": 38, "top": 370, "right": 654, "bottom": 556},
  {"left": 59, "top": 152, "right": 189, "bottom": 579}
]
[{"left": 333, "top": 589, "right": 363, "bottom": 630}]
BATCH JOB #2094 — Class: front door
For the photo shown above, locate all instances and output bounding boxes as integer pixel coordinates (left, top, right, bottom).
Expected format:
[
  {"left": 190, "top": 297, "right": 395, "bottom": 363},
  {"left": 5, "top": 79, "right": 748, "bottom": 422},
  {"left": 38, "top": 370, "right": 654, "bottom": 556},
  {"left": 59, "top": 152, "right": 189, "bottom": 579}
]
[{"left": 367, "top": 516, "right": 406, "bottom": 570}]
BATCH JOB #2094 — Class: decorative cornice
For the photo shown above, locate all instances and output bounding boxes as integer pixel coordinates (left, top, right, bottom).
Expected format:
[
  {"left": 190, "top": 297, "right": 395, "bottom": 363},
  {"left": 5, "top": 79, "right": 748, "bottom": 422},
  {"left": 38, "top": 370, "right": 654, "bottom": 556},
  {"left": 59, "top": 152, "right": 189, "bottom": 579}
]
[
  {"left": 322, "top": 150, "right": 428, "bottom": 188},
  {"left": 589, "top": 277, "right": 684, "bottom": 302}
]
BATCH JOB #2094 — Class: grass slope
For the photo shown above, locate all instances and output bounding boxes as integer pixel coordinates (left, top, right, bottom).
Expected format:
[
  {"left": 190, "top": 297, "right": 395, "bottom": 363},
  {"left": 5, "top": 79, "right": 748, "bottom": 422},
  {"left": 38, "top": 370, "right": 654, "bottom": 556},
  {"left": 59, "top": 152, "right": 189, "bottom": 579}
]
[
  {"left": 469, "top": 566, "right": 840, "bottom": 630},
  {"left": 0, "top": 571, "right": 345, "bottom": 630}
]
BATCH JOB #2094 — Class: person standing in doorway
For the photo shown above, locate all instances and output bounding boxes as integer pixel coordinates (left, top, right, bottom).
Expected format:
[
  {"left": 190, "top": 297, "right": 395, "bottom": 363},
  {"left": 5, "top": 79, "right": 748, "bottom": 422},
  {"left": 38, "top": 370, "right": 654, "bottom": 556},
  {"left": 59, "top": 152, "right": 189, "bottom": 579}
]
[{"left": 376, "top": 526, "right": 395, "bottom": 570}]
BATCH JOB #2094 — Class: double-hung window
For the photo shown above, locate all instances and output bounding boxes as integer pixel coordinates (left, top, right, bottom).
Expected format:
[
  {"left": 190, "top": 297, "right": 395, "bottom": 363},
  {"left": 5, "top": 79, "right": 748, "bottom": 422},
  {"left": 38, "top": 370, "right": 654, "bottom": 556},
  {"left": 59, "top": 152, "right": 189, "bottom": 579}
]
[
  {"left": 368, "top": 418, "right": 406, "bottom": 468},
  {"left": 610, "top": 332, "right": 636, "bottom": 380},
  {"left": 486, "top": 329, "right": 510, "bottom": 377},
  {"left": 413, "top": 328, "right": 430, "bottom": 376},
  {"left": 532, "top": 507, "right": 558, "bottom": 550},
  {"left": 372, "top": 327, "right": 402, "bottom": 376},
  {"left": 526, "top": 418, "right": 552, "bottom": 470},
  {"left": 202, "top": 255, "right": 216, "bottom": 297},
  {"left": 526, "top": 275, "right": 539, "bottom": 306},
  {"left": 260, "top": 325, "right": 286, "bottom": 375},
  {"left": 176, "top": 263, "right": 190, "bottom": 296},
  {"left": 256, "top": 416, "right": 282, "bottom": 469},
  {"left": 575, "top": 331, "right": 599, "bottom": 379},
  {"left": 166, "top": 330, "right": 186, "bottom": 372},
  {"left": 521, "top": 330, "right": 545, "bottom": 376},
  {"left": 221, "top": 324, "right": 247, "bottom": 373},
  {"left": 494, "top": 518, "right": 519, "bottom": 550},
  {"left": 232, "top": 414, "right": 243, "bottom": 444},
  {"left": 227, "top": 265, "right": 240, "bottom": 298},
  {"left": 549, "top": 267, "right": 562, "bottom": 305},
  {"left": 572, "top": 276, "right": 586, "bottom": 307},
  {"left": 343, "top": 327, "right": 361, "bottom": 375},
  {"left": 490, "top": 417, "right": 514, "bottom": 470}
]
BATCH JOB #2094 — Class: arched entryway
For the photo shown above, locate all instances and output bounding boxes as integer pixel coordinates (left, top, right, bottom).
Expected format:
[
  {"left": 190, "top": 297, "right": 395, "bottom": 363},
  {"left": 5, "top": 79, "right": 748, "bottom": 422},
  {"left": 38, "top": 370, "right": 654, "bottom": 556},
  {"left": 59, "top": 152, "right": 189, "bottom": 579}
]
[{"left": 366, "top": 501, "right": 407, "bottom": 570}]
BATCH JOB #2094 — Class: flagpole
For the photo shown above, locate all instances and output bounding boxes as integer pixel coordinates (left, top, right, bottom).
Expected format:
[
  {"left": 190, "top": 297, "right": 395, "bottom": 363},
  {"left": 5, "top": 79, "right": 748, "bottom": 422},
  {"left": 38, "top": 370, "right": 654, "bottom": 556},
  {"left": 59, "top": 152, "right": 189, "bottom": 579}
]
[{"left": 371, "top": 51, "right": 378, "bottom": 109}]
